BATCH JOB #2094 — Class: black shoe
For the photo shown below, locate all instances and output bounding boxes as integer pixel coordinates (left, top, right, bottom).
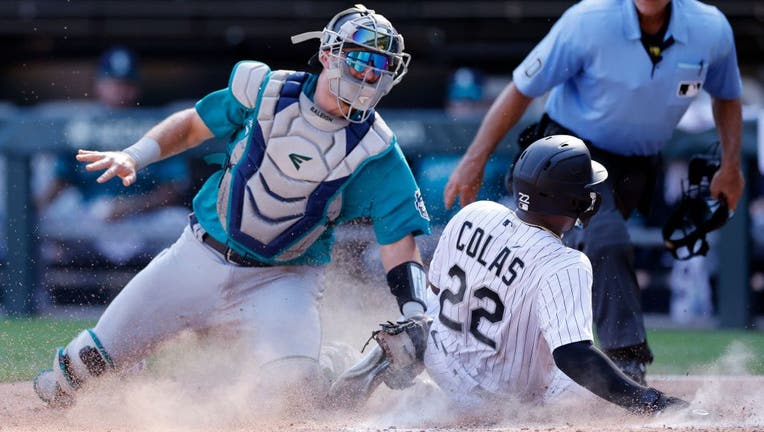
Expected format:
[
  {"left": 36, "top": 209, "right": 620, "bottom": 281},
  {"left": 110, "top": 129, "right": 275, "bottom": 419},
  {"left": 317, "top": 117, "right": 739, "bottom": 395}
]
[{"left": 612, "top": 358, "right": 647, "bottom": 385}]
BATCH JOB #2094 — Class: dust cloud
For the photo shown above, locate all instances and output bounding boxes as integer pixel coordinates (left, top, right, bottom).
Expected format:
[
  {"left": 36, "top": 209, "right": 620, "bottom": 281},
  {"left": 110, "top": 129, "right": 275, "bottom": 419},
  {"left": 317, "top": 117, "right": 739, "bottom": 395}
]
[{"left": 2, "top": 251, "right": 764, "bottom": 431}]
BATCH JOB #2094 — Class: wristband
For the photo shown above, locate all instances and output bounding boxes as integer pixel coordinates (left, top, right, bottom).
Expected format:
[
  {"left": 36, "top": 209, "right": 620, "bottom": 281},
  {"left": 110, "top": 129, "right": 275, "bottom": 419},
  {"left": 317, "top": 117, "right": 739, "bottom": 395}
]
[
  {"left": 122, "top": 136, "right": 161, "bottom": 170},
  {"left": 386, "top": 261, "right": 427, "bottom": 317}
]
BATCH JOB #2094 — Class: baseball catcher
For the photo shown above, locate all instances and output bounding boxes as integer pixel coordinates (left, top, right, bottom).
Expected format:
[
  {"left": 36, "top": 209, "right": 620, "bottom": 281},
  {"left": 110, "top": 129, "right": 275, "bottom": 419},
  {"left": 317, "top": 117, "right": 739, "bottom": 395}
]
[{"left": 34, "top": 4, "right": 431, "bottom": 409}]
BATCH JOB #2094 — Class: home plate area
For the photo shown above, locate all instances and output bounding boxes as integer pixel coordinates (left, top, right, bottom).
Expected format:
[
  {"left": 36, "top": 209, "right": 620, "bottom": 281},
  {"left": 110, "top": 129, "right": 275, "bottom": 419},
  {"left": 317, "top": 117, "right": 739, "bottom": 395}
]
[{"left": 1, "top": 375, "right": 762, "bottom": 432}]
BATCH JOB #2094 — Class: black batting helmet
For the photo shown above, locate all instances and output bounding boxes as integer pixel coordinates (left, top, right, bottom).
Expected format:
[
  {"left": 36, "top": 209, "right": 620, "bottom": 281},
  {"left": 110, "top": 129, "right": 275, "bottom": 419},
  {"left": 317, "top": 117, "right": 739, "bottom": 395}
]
[{"left": 511, "top": 135, "right": 608, "bottom": 222}]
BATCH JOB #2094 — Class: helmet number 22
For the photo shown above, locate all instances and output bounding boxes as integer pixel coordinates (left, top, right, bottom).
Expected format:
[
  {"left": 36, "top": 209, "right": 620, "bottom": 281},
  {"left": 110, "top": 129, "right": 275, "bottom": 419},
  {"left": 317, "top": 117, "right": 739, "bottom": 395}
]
[{"left": 438, "top": 264, "right": 512, "bottom": 350}]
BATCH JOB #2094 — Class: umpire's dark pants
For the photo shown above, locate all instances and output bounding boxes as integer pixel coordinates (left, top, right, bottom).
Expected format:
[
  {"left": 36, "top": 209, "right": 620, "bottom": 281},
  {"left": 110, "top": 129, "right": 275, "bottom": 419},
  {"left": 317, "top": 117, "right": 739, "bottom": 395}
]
[
  {"left": 536, "top": 115, "right": 659, "bottom": 363},
  {"left": 582, "top": 147, "right": 660, "bottom": 363}
]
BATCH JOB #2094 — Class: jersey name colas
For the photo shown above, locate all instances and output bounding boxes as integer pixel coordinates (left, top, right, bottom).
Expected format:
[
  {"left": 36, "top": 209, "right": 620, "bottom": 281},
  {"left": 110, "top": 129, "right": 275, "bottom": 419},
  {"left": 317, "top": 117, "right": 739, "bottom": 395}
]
[{"left": 455, "top": 219, "right": 525, "bottom": 287}]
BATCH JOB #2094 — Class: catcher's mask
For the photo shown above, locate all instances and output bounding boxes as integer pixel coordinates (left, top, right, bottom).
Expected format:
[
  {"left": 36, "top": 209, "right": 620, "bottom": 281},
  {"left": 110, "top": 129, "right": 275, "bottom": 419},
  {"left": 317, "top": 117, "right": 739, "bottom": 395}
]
[
  {"left": 510, "top": 135, "right": 608, "bottom": 227},
  {"left": 291, "top": 4, "right": 410, "bottom": 123},
  {"left": 662, "top": 155, "right": 731, "bottom": 260}
]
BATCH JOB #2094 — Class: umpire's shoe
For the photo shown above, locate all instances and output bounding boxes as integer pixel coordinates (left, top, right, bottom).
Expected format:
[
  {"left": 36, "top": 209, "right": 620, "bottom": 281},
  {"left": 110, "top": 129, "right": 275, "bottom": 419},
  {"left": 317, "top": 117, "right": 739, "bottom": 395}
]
[{"left": 33, "top": 369, "right": 74, "bottom": 408}]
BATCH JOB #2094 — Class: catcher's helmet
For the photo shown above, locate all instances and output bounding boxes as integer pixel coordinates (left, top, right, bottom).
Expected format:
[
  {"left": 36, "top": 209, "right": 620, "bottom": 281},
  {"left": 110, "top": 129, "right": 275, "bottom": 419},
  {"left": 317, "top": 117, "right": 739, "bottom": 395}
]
[
  {"left": 291, "top": 4, "right": 410, "bottom": 122},
  {"left": 662, "top": 155, "right": 731, "bottom": 260},
  {"left": 511, "top": 135, "right": 608, "bottom": 223}
]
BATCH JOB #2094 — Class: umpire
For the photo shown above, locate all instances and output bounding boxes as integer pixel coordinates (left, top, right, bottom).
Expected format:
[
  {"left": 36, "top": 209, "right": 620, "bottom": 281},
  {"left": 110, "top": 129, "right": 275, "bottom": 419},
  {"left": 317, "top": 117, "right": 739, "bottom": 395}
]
[{"left": 443, "top": 0, "right": 744, "bottom": 384}]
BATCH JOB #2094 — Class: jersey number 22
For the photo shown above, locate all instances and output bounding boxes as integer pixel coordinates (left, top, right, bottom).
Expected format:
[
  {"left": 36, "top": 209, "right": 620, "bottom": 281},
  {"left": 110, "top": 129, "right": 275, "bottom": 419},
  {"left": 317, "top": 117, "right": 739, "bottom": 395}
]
[{"left": 438, "top": 260, "right": 523, "bottom": 349}]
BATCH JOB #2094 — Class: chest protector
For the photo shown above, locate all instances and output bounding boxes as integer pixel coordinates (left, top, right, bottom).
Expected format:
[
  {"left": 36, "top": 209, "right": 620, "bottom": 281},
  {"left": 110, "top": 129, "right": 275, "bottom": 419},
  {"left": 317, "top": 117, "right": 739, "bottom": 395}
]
[{"left": 216, "top": 62, "right": 394, "bottom": 262}]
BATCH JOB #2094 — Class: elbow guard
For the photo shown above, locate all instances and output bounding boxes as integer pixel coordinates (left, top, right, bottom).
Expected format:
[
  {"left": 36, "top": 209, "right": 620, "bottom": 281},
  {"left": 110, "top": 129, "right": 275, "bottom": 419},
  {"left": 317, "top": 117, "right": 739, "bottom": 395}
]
[{"left": 386, "top": 261, "right": 427, "bottom": 315}]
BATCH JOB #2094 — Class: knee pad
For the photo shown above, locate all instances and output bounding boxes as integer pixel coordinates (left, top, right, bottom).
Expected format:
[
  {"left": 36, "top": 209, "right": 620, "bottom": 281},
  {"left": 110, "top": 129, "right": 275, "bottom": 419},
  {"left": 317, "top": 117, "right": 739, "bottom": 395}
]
[{"left": 52, "top": 329, "right": 115, "bottom": 393}]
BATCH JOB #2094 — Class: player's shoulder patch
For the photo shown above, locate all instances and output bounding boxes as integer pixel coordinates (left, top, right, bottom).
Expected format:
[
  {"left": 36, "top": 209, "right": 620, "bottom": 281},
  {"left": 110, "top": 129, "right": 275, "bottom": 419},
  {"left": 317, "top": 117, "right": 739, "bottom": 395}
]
[{"left": 229, "top": 61, "right": 271, "bottom": 109}]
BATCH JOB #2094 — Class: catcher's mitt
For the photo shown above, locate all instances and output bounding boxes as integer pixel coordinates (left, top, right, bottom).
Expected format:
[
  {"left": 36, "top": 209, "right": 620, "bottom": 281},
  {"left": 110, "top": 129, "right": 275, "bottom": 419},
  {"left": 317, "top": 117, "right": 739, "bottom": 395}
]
[
  {"left": 367, "top": 315, "right": 431, "bottom": 389},
  {"left": 328, "top": 315, "right": 432, "bottom": 409}
]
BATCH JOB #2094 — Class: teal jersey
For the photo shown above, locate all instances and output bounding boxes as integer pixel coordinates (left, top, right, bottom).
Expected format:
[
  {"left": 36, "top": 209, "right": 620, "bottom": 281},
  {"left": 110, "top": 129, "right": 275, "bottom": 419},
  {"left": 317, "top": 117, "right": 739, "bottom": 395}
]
[{"left": 192, "top": 65, "right": 430, "bottom": 266}]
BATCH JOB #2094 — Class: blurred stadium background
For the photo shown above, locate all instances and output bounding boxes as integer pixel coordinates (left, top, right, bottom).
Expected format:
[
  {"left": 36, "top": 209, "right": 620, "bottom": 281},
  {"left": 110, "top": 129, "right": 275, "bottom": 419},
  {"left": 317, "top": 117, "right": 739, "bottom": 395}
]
[{"left": 1, "top": 1, "right": 763, "bottom": 338}]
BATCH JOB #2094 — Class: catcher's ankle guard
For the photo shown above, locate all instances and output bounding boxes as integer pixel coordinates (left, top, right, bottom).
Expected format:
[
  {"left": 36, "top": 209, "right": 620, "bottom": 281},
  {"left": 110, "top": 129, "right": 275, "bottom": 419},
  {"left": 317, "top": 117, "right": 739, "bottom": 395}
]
[
  {"left": 53, "top": 329, "right": 115, "bottom": 395},
  {"left": 386, "top": 261, "right": 427, "bottom": 315}
]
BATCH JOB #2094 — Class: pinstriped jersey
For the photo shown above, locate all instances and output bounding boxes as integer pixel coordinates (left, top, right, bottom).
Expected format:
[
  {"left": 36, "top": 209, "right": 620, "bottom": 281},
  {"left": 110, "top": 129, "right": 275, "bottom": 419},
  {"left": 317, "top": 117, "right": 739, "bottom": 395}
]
[{"left": 424, "top": 200, "right": 593, "bottom": 404}]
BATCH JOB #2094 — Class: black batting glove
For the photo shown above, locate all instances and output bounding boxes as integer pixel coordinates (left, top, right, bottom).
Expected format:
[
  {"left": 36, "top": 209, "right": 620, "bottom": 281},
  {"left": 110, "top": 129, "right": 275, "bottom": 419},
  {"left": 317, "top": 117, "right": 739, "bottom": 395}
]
[{"left": 632, "top": 388, "right": 690, "bottom": 416}]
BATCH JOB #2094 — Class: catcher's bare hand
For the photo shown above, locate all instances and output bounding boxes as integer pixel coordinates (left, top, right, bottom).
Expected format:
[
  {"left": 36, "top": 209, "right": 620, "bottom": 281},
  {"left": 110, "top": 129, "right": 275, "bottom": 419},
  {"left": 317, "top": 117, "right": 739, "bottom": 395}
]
[
  {"left": 76, "top": 149, "right": 138, "bottom": 186},
  {"left": 443, "top": 155, "right": 486, "bottom": 210}
]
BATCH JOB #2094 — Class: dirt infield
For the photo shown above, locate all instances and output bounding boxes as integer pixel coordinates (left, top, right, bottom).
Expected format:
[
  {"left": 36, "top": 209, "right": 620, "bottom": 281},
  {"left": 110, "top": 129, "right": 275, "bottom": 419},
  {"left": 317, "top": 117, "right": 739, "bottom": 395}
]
[
  {"left": 2, "top": 375, "right": 763, "bottom": 432},
  {"left": 4, "top": 268, "right": 762, "bottom": 431}
]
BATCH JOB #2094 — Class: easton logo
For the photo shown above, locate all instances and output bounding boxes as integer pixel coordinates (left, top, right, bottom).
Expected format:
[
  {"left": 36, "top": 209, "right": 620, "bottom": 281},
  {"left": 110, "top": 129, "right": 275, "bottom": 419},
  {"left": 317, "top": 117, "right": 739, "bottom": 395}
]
[{"left": 289, "top": 153, "right": 312, "bottom": 170}]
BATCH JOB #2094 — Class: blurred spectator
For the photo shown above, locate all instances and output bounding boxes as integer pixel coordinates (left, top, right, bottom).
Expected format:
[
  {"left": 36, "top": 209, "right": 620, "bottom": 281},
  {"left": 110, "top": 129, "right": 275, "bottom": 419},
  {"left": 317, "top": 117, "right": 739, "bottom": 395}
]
[
  {"left": 0, "top": 102, "right": 15, "bottom": 263},
  {"left": 0, "top": 157, "right": 4, "bottom": 262},
  {"left": 35, "top": 47, "right": 191, "bottom": 266},
  {"left": 94, "top": 46, "right": 142, "bottom": 108},
  {"left": 445, "top": 67, "right": 489, "bottom": 119}
]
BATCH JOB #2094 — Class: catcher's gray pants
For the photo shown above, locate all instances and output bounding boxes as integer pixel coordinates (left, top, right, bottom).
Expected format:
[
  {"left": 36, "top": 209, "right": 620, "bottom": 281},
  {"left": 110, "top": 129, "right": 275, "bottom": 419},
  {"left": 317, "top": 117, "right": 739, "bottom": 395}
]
[{"left": 91, "top": 224, "right": 326, "bottom": 370}]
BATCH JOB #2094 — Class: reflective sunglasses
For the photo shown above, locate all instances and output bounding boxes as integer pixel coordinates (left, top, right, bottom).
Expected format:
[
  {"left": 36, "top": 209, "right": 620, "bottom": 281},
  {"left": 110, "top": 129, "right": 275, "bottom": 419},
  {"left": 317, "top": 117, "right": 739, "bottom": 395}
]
[{"left": 345, "top": 50, "right": 393, "bottom": 75}]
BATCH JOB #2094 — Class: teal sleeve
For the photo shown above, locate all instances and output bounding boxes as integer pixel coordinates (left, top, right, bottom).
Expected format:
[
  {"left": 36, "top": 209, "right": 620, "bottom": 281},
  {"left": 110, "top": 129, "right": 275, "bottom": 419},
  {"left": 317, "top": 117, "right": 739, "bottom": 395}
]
[
  {"left": 194, "top": 89, "right": 250, "bottom": 139},
  {"left": 341, "top": 144, "right": 432, "bottom": 245}
]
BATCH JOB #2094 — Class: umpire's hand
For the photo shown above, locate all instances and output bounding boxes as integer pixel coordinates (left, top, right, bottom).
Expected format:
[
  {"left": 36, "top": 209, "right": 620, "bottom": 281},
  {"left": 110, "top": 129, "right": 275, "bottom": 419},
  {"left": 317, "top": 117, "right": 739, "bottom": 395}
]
[
  {"left": 444, "top": 154, "right": 486, "bottom": 210},
  {"left": 76, "top": 149, "right": 139, "bottom": 186},
  {"left": 710, "top": 164, "right": 745, "bottom": 211}
]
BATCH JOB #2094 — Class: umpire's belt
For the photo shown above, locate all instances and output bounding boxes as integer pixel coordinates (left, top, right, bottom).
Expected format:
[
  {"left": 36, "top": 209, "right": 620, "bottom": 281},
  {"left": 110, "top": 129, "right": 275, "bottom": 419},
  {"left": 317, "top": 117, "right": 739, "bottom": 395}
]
[{"left": 189, "top": 214, "right": 273, "bottom": 267}]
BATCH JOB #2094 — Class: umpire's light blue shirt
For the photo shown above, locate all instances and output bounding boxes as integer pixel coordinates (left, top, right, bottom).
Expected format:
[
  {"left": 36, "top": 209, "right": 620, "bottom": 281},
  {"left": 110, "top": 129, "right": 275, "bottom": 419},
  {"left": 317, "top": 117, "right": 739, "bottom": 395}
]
[{"left": 512, "top": 0, "right": 742, "bottom": 156}]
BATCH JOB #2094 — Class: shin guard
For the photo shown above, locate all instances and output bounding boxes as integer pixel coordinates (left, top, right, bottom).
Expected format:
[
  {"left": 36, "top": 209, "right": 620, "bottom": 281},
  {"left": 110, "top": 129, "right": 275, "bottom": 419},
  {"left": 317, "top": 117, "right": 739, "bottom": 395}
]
[{"left": 52, "top": 329, "right": 115, "bottom": 395}]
